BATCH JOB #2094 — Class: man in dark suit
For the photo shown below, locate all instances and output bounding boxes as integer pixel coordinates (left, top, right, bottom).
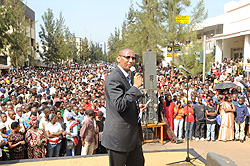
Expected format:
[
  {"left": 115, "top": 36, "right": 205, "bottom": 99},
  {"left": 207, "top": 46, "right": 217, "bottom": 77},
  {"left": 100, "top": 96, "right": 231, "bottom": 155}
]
[{"left": 102, "top": 48, "right": 144, "bottom": 166}]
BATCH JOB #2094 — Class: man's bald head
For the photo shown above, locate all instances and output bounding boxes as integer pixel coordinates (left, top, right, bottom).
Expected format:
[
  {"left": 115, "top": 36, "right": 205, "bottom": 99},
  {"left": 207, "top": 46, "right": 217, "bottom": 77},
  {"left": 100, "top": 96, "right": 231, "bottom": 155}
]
[{"left": 118, "top": 48, "right": 134, "bottom": 56}]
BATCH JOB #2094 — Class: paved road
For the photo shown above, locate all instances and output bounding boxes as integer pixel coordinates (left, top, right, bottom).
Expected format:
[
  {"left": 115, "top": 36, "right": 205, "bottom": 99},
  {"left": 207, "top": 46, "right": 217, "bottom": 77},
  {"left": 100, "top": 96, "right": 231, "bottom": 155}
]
[{"left": 142, "top": 137, "right": 250, "bottom": 166}]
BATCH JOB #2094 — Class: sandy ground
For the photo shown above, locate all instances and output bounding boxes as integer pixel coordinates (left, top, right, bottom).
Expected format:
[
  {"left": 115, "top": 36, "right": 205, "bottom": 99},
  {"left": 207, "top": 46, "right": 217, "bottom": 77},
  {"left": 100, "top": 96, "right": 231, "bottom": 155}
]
[{"left": 142, "top": 137, "right": 250, "bottom": 166}]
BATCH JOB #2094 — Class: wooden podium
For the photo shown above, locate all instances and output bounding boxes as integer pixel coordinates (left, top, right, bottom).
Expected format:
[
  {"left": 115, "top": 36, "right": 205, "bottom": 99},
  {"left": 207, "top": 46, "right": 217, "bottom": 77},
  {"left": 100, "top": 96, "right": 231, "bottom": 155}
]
[{"left": 141, "top": 122, "right": 166, "bottom": 145}]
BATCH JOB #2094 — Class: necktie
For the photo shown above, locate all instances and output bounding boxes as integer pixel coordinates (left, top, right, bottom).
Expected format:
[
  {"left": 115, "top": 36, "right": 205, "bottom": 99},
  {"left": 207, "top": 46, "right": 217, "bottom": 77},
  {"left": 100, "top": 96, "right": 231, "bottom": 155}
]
[
  {"left": 127, "top": 75, "right": 132, "bottom": 87},
  {"left": 127, "top": 75, "right": 141, "bottom": 122}
]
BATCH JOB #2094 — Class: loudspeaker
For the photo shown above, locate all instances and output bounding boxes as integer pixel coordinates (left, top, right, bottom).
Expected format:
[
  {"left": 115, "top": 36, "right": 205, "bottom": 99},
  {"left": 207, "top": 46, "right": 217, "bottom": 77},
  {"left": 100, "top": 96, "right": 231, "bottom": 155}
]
[
  {"left": 206, "top": 152, "right": 237, "bottom": 166},
  {"left": 140, "top": 52, "right": 158, "bottom": 125},
  {"left": 142, "top": 52, "right": 157, "bottom": 89},
  {"left": 140, "top": 89, "right": 158, "bottom": 124}
]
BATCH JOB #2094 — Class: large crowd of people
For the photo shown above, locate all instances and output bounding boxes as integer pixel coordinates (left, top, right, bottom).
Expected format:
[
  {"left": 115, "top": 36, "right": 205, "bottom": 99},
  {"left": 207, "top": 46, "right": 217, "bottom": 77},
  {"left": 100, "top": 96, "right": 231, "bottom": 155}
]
[
  {"left": 0, "top": 64, "right": 108, "bottom": 160},
  {"left": 0, "top": 56, "right": 249, "bottom": 161},
  {"left": 157, "top": 57, "right": 249, "bottom": 144}
]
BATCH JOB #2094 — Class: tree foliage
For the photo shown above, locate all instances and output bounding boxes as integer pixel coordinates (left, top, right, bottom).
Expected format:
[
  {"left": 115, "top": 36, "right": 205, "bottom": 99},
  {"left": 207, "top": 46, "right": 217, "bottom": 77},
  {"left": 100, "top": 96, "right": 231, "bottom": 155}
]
[
  {"left": 79, "top": 37, "right": 89, "bottom": 63},
  {"left": 174, "top": 0, "right": 212, "bottom": 76},
  {"left": 107, "top": 0, "right": 209, "bottom": 71},
  {"left": 107, "top": 27, "right": 122, "bottom": 62},
  {"left": 39, "top": 9, "right": 78, "bottom": 65},
  {"left": 0, "top": 0, "right": 31, "bottom": 69},
  {"left": 88, "top": 42, "right": 104, "bottom": 63},
  {"left": 108, "top": 1, "right": 165, "bottom": 63},
  {"left": 0, "top": 0, "right": 12, "bottom": 51}
]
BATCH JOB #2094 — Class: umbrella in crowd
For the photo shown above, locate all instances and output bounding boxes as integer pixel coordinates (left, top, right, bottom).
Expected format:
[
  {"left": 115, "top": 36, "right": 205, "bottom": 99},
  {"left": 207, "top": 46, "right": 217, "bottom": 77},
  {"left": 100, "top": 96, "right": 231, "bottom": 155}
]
[{"left": 214, "top": 82, "right": 237, "bottom": 90}]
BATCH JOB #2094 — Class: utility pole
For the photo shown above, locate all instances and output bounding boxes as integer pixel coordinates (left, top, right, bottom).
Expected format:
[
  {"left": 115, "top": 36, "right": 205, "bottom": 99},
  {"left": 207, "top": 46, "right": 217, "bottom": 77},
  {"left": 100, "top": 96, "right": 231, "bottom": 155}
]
[{"left": 203, "top": 35, "right": 206, "bottom": 83}]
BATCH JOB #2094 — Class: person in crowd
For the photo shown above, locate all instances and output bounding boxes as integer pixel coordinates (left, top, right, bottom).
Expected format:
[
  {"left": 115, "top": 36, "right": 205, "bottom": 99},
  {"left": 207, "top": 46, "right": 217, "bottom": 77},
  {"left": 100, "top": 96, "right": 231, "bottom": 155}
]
[
  {"left": 173, "top": 101, "right": 184, "bottom": 140},
  {"left": 164, "top": 95, "right": 175, "bottom": 134},
  {"left": 39, "top": 108, "right": 51, "bottom": 135},
  {"left": 205, "top": 99, "right": 218, "bottom": 143},
  {"left": 23, "top": 109, "right": 39, "bottom": 130},
  {"left": 16, "top": 107, "right": 25, "bottom": 123},
  {"left": 95, "top": 111, "right": 106, "bottom": 154},
  {"left": 232, "top": 94, "right": 238, "bottom": 106},
  {"left": 194, "top": 97, "right": 206, "bottom": 141},
  {"left": 0, "top": 113, "right": 7, "bottom": 127},
  {"left": 80, "top": 110, "right": 96, "bottom": 155},
  {"left": 45, "top": 113, "right": 63, "bottom": 157},
  {"left": 234, "top": 98, "right": 249, "bottom": 143},
  {"left": 26, "top": 117, "right": 47, "bottom": 159},
  {"left": 55, "top": 110, "right": 66, "bottom": 156},
  {"left": 158, "top": 96, "right": 168, "bottom": 138},
  {"left": 6, "top": 110, "right": 25, "bottom": 134},
  {"left": 65, "top": 112, "right": 79, "bottom": 156},
  {"left": 7, "top": 121, "right": 26, "bottom": 160},
  {"left": 0, "top": 123, "right": 8, "bottom": 160},
  {"left": 78, "top": 106, "right": 87, "bottom": 126},
  {"left": 184, "top": 101, "right": 195, "bottom": 140},
  {"left": 218, "top": 95, "right": 236, "bottom": 142}
]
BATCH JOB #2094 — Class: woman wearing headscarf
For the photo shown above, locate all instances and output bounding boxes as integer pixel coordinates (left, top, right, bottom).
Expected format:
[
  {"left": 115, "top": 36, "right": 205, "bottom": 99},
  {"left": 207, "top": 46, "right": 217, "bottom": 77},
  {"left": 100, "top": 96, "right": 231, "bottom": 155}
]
[
  {"left": 26, "top": 116, "right": 47, "bottom": 159},
  {"left": 65, "top": 112, "right": 79, "bottom": 156},
  {"left": 45, "top": 113, "right": 63, "bottom": 157},
  {"left": 164, "top": 95, "right": 175, "bottom": 131}
]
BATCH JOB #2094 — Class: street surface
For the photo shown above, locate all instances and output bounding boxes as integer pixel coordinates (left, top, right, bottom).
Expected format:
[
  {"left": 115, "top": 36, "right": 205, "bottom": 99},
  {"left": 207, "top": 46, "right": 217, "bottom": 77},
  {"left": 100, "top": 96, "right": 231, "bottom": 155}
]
[{"left": 142, "top": 137, "right": 250, "bottom": 166}]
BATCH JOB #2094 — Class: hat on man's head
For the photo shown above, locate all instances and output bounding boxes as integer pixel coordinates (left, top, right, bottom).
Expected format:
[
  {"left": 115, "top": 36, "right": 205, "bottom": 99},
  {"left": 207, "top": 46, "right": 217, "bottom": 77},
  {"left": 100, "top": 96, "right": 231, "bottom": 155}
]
[{"left": 67, "top": 112, "right": 75, "bottom": 120}]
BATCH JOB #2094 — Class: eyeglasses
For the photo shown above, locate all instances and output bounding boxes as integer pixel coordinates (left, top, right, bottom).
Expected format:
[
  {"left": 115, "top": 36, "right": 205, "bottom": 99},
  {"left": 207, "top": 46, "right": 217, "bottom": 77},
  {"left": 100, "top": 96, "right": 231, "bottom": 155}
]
[{"left": 119, "top": 55, "right": 136, "bottom": 60}]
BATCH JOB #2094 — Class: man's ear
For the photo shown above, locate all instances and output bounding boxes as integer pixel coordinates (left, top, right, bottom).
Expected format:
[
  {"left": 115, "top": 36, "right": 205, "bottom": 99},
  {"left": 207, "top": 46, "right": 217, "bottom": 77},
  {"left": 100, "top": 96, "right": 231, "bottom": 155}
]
[{"left": 116, "top": 56, "right": 120, "bottom": 64}]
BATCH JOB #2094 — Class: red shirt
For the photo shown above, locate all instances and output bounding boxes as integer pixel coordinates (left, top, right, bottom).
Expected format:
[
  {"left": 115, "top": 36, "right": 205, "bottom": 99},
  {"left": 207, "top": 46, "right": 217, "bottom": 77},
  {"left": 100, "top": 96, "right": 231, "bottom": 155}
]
[
  {"left": 184, "top": 106, "right": 195, "bottom": 122},
  {"left": 85, "top": 103, "right": 94, "bottom": 111}
]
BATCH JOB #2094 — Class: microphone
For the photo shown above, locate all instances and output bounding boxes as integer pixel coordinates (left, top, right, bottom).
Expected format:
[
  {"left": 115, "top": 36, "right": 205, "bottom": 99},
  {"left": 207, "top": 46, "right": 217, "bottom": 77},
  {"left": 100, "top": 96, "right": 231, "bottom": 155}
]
[
  {"left": 130, "top": 66, "right": 142, "bottom": 76},
  {"left": 130, "top": 66, "right": 136, "bottom": 74},
  {"left": 236, "top": 78, "right": 250, "bottom": 90},
  {"left": 179, "top": 65, "right": 191, "bottom": 74}
]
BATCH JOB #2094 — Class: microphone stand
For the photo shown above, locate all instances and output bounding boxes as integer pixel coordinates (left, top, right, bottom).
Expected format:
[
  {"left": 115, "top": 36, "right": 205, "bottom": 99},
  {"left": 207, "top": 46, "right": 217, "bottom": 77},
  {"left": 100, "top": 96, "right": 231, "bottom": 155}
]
[{"left": 166, "top": 72, "right": 198, "bottom": 166}]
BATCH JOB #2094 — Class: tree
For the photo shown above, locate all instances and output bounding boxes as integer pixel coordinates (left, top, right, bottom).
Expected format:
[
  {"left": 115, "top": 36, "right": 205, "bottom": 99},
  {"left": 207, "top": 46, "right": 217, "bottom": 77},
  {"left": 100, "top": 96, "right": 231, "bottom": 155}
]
[
  {"left": 0, "top": 0, "right": 12, "bottom": 51},
  {"left": 174, "top": 0, "right": 211, "bottom": 76},
  {"left": 107, "top": 0, "right": 208, "bottom": 69},
  {"left": 123, "top": 0, "right": 165, "bottom": 63},
  {"left": 79, "top": 37, "right": 90, "bottom": 63},
  {"left": 39, "top": 9, "right": 79, "bottom": 65},
  {"left": 107, "top": 27, "right": 122, "bottom": 62},
  {"left": 107, "top": 1, "right": 165, "bottom": 63},
  {"left": 88, "top": 42, "right": 103, "bottom": 63},
  {"left": 39, "top": 8, "right": 59, "bottom": 65},
  {"left": 161, "top": 0, "right": 191, "bottom": 73},
  {"left": 5, "top": 0, "right": 31, "bottom": 70}
]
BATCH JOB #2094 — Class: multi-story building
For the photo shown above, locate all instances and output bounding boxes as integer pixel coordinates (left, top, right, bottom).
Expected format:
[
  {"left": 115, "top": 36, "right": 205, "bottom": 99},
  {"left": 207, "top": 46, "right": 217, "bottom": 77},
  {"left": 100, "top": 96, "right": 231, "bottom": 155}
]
[
  {"left": 199, "top": 0, "right": 250, "bottom": 64},
  {"left": 162, "top": 0, "right": 250, "bottom": 66},
  {"left": 98, "top": 42, "right": 106, "bottom": 55},
  {"left": 74, "top": 37, "right": 85, "bottom": 56},
  {"left": 0, "top": 2, "right": 35, "bottom": 66}
]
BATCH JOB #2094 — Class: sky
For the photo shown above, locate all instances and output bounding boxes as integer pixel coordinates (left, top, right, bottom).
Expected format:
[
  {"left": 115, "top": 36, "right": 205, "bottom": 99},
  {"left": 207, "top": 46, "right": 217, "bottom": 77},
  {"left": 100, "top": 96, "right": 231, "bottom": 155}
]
[{"left": 26, "top": 0, "right": 240, "bottom": 44}]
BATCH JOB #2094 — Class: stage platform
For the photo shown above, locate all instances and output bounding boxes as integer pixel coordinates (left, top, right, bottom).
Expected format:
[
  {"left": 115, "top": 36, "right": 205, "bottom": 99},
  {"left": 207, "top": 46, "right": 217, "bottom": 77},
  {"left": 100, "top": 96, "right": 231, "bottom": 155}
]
[{"left": 0, "top": 149, "right": 205, "bottom": 166}]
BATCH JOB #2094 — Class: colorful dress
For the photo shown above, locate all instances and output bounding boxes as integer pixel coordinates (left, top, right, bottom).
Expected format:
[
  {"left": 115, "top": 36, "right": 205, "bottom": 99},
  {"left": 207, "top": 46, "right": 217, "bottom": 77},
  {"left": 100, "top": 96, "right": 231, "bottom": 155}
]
[
  {"left": 163, "top": 101, "right": 175, "bottom": 139},
  {"left": 218, "top": 102, "right": 235, "bottom": 141},
  {"left": 164, "top": 101, "right": 175, "bottom": 131},
  {"left": 7, "top": 132, "right": 26, "bottom": 160},
  {"left": 26, "top": 129, "right": 47, "bottom": 159}
]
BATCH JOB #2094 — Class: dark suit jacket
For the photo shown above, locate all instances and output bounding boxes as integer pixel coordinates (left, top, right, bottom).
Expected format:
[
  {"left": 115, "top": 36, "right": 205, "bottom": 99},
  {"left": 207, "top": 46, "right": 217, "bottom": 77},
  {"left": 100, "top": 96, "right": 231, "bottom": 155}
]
[{"left": 101, "top": 67, "right": 143, "bottom": 152}]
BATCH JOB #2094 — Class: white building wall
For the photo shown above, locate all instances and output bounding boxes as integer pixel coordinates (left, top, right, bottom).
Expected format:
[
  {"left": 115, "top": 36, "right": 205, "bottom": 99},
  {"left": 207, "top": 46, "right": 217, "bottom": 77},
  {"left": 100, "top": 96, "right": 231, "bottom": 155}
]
[
  {"left": 223, "top": 37, "right": 244, "bottom": 59},
  {"left": 215, "top": 40, "right": 223, "bottom": 63},
  {"left": 244, "top": 35, "right": 250, "bottom": 65},
  {"left": 224, "top": 1, "right": 250, "bottom": 34}
]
